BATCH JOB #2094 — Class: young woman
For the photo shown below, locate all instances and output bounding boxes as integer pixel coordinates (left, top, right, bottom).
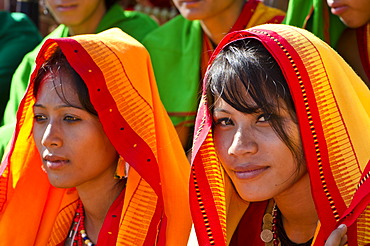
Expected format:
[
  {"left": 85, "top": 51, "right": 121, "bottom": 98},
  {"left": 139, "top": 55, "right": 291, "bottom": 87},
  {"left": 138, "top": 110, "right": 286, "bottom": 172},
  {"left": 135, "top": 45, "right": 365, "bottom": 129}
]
[
  {"left": 190, "top": 24, "right": 370, "bottom": 245},
  {"left": 0, "top": 28, "right": 191, "bottom": 245},
  {"left": 0, "top": 0, "right": 158, "bottom": 159}
]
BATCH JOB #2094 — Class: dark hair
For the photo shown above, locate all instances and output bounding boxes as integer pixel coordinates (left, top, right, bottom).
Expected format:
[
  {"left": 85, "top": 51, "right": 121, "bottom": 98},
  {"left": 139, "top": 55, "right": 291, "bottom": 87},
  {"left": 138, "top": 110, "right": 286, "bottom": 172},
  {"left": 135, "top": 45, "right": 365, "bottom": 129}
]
[
  {"left": 207, "top": 38, "right": 304, "bottom": 167},
  {"left": 105, "top": 0, "right": 119, "bottom": 9},
  {"left": 33, "top": 47, "right": 97, "bottom": 116}
]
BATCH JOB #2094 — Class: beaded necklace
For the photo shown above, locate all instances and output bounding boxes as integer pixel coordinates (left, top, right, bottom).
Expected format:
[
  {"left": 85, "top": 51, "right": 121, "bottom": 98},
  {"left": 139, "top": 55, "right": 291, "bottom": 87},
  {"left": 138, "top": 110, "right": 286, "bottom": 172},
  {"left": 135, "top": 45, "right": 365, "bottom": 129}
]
[
  {"left": 68, "top": 200, "right": 96, "bottom": 246},
  {"left": 260, "top": 202, "right": 314, "bottom": 246},
  {"left": 260, "top": 202, "right": 280, "bottom": 246}
]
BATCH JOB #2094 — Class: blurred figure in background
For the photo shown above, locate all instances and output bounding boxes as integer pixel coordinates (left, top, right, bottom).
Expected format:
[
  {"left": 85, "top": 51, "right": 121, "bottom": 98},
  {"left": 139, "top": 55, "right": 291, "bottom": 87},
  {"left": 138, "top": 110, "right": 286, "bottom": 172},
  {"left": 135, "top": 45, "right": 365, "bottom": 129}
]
[
  {"left": 327, "top": 0, "right": 370, "bottom": 87},
  {"left": 283, "top": 0, "right": 369, "bottom": 87},
  {"left": 0, "top": 11, "right": 42, "bottom": 123}
]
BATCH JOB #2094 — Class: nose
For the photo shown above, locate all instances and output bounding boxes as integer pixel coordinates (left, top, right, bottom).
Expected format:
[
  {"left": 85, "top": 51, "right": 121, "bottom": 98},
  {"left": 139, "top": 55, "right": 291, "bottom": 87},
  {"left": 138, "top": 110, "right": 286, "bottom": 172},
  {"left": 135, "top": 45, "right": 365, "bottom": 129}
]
[
  {"left": 228, "top": 128, "right": 258, "bottom": 156},
  {"left": 41, "top": 122, "right": 62, "bottom": 148}
]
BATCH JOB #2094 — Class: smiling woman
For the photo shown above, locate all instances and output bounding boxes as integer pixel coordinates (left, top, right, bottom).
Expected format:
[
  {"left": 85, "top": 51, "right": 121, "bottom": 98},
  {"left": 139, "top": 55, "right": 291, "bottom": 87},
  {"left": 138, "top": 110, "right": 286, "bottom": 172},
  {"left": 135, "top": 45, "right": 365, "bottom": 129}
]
[
  {"left": 190, "top": 24, "right": 370, "bottom": 246},
  {"left": 0, "top": 28, "right": 191, "bottom": 245}
]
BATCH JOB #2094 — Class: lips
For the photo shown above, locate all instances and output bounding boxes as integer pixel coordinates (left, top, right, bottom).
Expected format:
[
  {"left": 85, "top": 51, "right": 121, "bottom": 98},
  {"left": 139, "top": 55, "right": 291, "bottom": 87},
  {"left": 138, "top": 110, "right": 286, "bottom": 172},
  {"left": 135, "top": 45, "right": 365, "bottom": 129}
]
[
  {"left": 178, "top": 0, "right": 202, "bottom": 7},
  {"left": 233, "top": 165, "right": 269, "bottom": 180},
  {"left": 43, "top": 155, "right": 70, "bottom": 170},
  {"left": 55, "top": 3, "right": 78, "bottom": 12},
  {"left": 327, "top": 1, "right": 348, "bottom": 15}
]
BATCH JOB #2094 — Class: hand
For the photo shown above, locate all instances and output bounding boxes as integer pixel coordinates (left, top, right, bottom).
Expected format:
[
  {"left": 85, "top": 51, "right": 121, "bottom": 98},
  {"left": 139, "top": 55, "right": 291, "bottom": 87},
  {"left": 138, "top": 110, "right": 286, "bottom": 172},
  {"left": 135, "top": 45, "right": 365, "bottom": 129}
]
[{"left": 325, "top": 224, "right": 347, "bottom": 246}]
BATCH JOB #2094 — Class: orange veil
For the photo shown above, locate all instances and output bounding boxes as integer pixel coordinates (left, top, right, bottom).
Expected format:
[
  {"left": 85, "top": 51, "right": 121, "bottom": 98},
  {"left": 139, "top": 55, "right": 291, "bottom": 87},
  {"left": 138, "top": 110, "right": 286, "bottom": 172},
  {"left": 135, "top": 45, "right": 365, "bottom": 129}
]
[
  {"left": 0, "top": 28, "right": 191, "bottom": 245},
  {"left": 190, "top": 24, "right": 370, "bottom": 245}
]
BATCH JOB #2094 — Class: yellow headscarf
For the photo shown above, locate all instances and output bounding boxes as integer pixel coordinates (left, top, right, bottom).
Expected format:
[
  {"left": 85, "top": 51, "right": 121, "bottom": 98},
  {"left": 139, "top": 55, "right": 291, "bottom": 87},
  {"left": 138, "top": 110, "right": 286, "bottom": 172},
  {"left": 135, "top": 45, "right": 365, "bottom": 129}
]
[
  {"left": 190, "top": 24, "right": 370, "bottom": 245},
  {"left": 0, "top": 28, "right": 191, "bottom": 245}
]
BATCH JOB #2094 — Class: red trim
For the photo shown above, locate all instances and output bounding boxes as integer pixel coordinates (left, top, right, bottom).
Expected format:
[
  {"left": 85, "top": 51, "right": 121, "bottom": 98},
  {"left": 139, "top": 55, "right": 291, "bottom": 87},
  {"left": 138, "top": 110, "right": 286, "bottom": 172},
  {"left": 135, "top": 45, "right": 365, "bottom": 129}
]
[
  {"left": 55, "top": 39, "right": 165, "bottom": 244},
  {"left": 98, "top": 185, "right": 126, "bottom": 244},
  {"left": 229, "top": 201, "right": 267, "bottom": 246},
  {"left": 56, "top": 39, "right": 163, "bottom": 198},
  {"left": 229, "top": 0, "right": 260, "bottom": 33},
  {"left": 322, "top": 0, "right": 331, "bottom": 44},
  {"left": 190, "top": 154, "right": 226, "bottom": 246},
  {"left": 168, "top": 111, "right": 197, "bottom": 117},
  {"left": 357, "top": 24, "right": 370, "bottom": 82},
  {"left": 248, "top": 27, "right": 352, "bottom": 244}
]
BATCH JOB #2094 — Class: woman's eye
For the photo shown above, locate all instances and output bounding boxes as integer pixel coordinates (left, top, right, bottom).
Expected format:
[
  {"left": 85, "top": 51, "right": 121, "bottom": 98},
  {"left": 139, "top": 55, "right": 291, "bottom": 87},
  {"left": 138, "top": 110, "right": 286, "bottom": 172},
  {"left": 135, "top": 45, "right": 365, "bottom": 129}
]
[
  {"left": 64, "top": 115, "right": 80, "bottom": 122},
  {"left": 34, "top": 114, "right": 47, "bottom": 122},
  {"left": 257, "top": 114, "right": 271, "bottom": 123},
  {"left": 215, "top": 117, "right": 234, "bottom": 126}
]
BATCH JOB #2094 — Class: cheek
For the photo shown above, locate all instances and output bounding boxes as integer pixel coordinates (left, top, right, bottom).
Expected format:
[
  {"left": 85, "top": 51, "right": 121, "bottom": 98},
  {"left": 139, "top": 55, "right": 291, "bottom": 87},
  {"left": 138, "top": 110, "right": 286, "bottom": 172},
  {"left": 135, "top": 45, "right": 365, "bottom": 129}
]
[
  {"left": 32, "top": 125, "right": 44, "bottom": 151},
  {"left": 213, "top": 131, "right": 230, "bottom": 163}
]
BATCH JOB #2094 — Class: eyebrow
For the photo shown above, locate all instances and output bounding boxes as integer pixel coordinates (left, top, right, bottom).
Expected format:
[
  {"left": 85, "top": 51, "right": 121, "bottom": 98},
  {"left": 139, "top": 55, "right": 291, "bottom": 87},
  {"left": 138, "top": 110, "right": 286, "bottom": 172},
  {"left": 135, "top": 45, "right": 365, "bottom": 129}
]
[
  {"left": 213, "top": 108, "right": 230, "bottom": 113},
  {"left": 33, "top": 103, "right": 84, "bottom": 110}
]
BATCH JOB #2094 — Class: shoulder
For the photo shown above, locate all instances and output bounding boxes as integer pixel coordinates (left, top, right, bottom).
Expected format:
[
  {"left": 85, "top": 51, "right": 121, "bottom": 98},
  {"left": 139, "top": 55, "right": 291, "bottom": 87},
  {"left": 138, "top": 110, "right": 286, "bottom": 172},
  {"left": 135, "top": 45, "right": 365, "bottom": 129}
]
[
  {"left": 142, "top": 15, "right": 202, "bottom": 50},
  {"left": 0, "top": 12, "right": 41, "bottom": 37},
  {"left": 99, "top": 4, "right": 158, "bottom": 41}
]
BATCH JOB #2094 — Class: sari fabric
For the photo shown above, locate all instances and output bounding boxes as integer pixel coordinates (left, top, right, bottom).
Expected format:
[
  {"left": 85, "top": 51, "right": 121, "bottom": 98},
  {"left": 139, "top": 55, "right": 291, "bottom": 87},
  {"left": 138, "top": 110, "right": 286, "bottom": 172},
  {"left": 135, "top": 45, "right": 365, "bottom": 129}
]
[
  {"left": 0, "top": 28, "right": 191, "bottom": 245},
  {"left": 357, "top": 23, "right": 370, "bottom": 82},
  {"left": 190, "top": 24, "right": 370, "bottom": 245},
  {"left": 282, "top": 0, "right": 346, "bottom": 48}
]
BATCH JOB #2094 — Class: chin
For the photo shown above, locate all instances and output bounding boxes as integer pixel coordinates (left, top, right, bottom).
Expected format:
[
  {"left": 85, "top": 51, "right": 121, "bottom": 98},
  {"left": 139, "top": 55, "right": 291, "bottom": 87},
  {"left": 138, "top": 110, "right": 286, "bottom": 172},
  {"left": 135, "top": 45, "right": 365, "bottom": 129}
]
[
  {"left": 234, "top": 186, "right": 270, "bottom": 202},
  {"left": 340, "top": 16, "right": 367, "bottom": 28},
  {"left": 47, "top": 175, "right": 75, "bottom": 189}
]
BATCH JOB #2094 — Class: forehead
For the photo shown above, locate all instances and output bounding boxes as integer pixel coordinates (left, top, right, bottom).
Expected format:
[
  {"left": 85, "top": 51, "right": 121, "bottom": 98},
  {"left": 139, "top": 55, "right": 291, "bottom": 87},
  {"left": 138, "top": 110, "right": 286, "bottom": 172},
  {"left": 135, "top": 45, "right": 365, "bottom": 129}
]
[{"left": 36, "top": 72, "right": 80, "bottom": 105}]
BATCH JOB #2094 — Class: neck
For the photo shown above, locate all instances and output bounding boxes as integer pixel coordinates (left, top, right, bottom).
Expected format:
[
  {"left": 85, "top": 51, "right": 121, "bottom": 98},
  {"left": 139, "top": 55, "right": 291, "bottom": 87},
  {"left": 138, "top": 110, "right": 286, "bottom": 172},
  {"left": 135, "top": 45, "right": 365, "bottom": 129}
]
[
  {"left": 200, "top": 0, "right": 245, "bottom": 45},
  {"left": 68, "top": 3, "right": 106, "bottom": 35},
  {"left": 77, "top": 178, "right": 125, "bottom": 243},
  {"left": 274, "top": 173, "right": 318, "bottom": 243}
]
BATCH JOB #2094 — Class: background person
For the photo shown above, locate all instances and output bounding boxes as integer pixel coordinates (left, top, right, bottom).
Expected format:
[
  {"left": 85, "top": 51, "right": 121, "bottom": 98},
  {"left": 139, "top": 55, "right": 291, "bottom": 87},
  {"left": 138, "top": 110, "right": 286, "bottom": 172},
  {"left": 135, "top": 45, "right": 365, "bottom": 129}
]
[{"left": 0, "top": 11, "right": 42, "bottom": 123}]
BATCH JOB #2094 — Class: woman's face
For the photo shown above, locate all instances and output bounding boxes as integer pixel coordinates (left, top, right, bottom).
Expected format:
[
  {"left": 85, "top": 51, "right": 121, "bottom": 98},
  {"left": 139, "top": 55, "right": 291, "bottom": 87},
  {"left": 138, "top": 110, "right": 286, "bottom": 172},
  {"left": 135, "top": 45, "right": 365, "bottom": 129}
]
[
  {"left": 33, "top": 72, "right": 117, "bottom": 189},
  {"left": 213, "top": 97, "right": 306, "bottom": 202},
  {"left": 45, "top": 0, "right": 106, "bottom": 33},
  {"left": 172, "top": 0, "right": 244, "bottom": 21},
  {"left": 327, "top": 0, "right": 370, "bottom": 28}
]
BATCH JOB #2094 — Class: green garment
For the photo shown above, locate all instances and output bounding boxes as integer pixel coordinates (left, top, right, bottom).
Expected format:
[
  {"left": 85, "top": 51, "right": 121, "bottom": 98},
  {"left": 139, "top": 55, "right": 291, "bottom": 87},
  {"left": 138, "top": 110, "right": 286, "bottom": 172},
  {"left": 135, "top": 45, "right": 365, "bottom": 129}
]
[
  {"left": 0, "top": 4, "right": 158, "bottom": 159},
  {"left": 143, "top": 16, "right": 202, "bottom": 126},
  {"left": 0, "top": 12, "right": 42, "bottom": 123},
  {"left": 283, "top": 0, "right": 346, "bottom": 48}
]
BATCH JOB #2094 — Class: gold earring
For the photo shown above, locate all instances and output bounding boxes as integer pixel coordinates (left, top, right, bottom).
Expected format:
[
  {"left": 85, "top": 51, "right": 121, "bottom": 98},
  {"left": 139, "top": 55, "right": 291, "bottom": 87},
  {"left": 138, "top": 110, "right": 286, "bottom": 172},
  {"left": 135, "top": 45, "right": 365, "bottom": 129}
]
[
  {"left": 114, "top": 156, "right": 127, "bottom": 179},
  {"left": 41, "top": 0, "right": 49, "bottom": 15}
]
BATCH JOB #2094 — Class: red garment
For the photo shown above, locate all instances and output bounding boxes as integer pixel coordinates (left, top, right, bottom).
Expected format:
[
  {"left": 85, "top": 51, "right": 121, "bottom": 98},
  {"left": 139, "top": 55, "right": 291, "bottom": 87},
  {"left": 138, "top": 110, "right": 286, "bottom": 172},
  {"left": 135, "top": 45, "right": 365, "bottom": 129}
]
[
  {"left": 357, "top": 23, "right": 370, "bottom": 82},
  {"left": 201, "top": 0, "right": 285, "bottom": 80},
  {"left": 97, "top": 187, "right": 126, "bottom": 244},
  {"left": 229, "top": 201, "right": 267, "bottom": 246}
]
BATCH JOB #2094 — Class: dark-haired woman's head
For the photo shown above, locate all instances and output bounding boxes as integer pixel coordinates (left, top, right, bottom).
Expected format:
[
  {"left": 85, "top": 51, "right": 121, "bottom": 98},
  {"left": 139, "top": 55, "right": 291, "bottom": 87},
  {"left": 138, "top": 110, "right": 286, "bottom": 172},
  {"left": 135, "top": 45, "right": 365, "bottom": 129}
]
[
  {"left": 33, "top": 47, "right": 97, "bottom": 116},
  {"left": 207, "top": 38, "right": 306, "bottom": 202},
  {"left": 32, "top": 47, "right": 118, "bottom": 189}
]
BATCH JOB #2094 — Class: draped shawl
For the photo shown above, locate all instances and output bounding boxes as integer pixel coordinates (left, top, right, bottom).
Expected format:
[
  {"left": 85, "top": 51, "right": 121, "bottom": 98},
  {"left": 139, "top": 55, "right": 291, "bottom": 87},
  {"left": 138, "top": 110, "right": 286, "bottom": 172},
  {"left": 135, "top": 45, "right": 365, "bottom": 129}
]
[
  {"left": 190, "top": 24, "right": 370, "bottom": 246},
  {"left": 0, "top": 28, "right": 191, "bottom": 245}
]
